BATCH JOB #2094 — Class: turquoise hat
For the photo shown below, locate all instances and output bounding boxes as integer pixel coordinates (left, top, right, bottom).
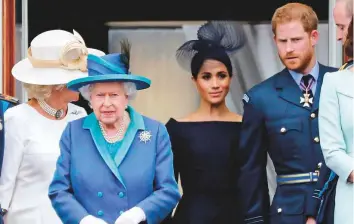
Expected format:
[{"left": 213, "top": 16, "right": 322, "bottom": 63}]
[{"left": 67, "top": 43, "right": 151, "bottom": 91}]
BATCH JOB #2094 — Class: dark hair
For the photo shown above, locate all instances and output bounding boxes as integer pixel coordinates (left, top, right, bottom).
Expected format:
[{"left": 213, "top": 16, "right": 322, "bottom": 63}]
[
  {"left": 190, "top": 41, "right": 233, "bottom": 78},
  {"left": 344, "top": 17, "right": 353, "bottom": 58},
  {"left": 176, "top": 21, "right": 246, "bottom": 79}
]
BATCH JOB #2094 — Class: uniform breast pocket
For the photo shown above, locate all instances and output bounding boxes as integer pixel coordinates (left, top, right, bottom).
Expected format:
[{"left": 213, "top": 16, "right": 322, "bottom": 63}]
[{"left": 266, "top": 118, "right": 303, "bottom": 160}]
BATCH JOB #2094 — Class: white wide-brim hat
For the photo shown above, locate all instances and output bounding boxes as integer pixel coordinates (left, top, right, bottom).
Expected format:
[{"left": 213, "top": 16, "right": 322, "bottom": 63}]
[{"left": 11, "top": 29, "right": 105, "bottom": 85}]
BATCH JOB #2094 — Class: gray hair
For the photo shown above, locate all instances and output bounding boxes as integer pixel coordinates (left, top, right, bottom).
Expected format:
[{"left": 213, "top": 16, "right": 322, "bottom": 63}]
[
  {"left": 23, "top": 83, "right": 65, "bottom": 100},
  {"left": 79, "top": 82, "right": 137, "bottom": 102}
]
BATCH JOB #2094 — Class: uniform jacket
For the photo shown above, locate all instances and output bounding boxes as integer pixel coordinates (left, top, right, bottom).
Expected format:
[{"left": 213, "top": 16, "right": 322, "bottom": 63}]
[{"left": 238, "top": 63, "right": 337, "bottom": 224}]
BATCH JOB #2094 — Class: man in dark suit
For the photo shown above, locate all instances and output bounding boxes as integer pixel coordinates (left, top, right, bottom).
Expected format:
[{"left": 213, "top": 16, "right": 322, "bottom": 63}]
[
  {"left": 237, "top": 3, "right": 337, "bottom": 224},
  {"left": 0, "top": 94, "right": 19, "bottom": 223}
]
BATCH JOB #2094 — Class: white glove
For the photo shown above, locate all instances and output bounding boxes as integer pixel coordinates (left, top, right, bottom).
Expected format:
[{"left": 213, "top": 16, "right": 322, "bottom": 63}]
[
  {"left": 115, "top": 207, "right": 146, "bottom": 224},
  {"left": 80, "top": 215, "right": 109, "bottom": 224}
]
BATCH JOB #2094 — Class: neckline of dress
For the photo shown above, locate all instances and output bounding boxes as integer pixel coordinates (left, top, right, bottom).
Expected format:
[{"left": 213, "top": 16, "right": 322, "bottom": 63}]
[{"left": 169, "top": 118, "right": 242, "bottom": 124}]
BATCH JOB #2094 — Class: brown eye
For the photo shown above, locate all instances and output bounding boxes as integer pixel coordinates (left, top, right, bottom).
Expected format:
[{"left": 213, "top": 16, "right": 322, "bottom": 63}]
[
  {"left": 218, "top": 73, "right": 227, "bottom": 79},
  {"left": 201, "top": 74, "right": 211, "bottom": 80}
]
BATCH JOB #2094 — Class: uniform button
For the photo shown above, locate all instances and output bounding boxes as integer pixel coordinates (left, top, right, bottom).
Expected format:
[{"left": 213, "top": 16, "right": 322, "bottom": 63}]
[
  {"left": 310, "top": 113, "right": 316, "bottom": 119},
  {"left": 280, "top": 127, "right": 287, "bottom": 133},
  {"left": 314, "top": 137, "right": 320, "bottom": 143},
  {"left": 119, "top": 210, "right": 124, "bottom": 215},
  {"left": 97, "top": 192, "right": 103, "bottom": 198},
  {"left": 277, "top": 208, "right": 282, "bottom": 213},
  {"left": 118, "top": 192, "right": 125, "bottom": 198},
  {"left": 97, "top": 210, "right": 104, "bottom": 216}
]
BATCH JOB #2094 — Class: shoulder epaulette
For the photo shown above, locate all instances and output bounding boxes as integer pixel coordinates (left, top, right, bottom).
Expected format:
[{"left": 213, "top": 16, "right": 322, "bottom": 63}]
[
  {"left": 0, "top": 94, "right": 20, "bottom": 105},
  {"left": 339, "top": 60, "right": 353, "bottom": 71},
  {"left": 339, "top": 63, "right": 348, "bottom": 71}
]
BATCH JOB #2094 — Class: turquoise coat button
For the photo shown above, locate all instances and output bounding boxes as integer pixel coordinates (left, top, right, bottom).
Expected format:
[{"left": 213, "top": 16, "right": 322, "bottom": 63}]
[
  {"left": 97, "top": 192, "right": 103, "bottom": 198},
  {"left": 97, "top": 210, "right": 104, "bottom": 216},
  {"left": 118, "top": 192, "right": 125, "bottom": 198}
]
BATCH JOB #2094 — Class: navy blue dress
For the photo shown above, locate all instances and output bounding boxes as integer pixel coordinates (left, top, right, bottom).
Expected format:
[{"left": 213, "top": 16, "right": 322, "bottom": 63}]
[{"left": 165, "top": 118, "right": 242, "bottom": 224}]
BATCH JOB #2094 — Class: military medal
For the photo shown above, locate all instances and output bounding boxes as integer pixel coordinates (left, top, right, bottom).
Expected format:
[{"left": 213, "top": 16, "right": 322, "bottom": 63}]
[
  {"left": 299, "top": 76, "right": 314, "bottom": 108},
  {"left": 300, "top": 91, "right": 313, "bottom": 108}
]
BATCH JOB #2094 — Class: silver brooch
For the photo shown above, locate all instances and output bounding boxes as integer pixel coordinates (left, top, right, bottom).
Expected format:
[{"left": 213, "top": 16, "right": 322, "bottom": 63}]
[{"left": 139, "top": 130, "right": 152, "bottom": 143}]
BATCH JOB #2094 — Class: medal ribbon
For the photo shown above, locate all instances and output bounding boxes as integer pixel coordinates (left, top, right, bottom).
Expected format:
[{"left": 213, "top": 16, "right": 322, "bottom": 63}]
[{"left": 300, "top": 76, "right": 314, "bottom": 94}]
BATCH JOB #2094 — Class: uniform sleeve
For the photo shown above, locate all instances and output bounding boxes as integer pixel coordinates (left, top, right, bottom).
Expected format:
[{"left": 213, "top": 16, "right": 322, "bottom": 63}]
[
  {"left": 305, "top": 164, "right": 332, "bottom": 217},
  {"left": 238, "top": 92, "right": 270, "bottom": 224},
  {"left": 319, "top": 74, "right": 354, "bottom": 182},
  {"left": 137, "top": 124, "right": 181, "bottom": 224},
  {"left": 0, "top": 110, "right": 25, "bottom": 210}
]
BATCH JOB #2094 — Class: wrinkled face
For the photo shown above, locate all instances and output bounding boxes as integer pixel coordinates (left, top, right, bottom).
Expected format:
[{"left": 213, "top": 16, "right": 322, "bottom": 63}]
[
  {"left": 333, "top": 2, "right": 352, "bottom": 43},
  {"left": 90, "top": 82, "right": 128, "bottom": 125},
  {"left": 193, "top": 59, "right": 231, "bottom": 105},
  {"left": 274, "top": 20, "right": 318, "bottom": 73}
]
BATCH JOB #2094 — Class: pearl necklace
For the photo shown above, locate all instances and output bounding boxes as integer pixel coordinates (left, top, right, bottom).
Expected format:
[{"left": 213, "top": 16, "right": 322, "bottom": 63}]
[
  {"left": 99, "top": 113, "right": 127, "bottom": 143},
  {"left": 37, "top": 99, "right": 65, "bottom": 119}
]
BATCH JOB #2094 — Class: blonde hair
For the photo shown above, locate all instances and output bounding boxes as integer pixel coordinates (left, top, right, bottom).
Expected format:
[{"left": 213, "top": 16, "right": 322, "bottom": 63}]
[
  {"left": 23, "top": 83, "right": 65, "bottom": 100},
  {"left": 271, "top": 3, "right": 318, "bottom": 35}
]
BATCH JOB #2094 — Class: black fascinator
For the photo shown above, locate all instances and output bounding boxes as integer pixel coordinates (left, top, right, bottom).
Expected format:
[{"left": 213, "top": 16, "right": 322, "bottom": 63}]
[{"left": 176, "top": 21, "right": 246, "bottom": 77}]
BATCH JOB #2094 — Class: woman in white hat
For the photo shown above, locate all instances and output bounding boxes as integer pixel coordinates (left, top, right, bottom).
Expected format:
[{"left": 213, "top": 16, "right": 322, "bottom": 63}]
[{"left": 0, "top": 29, "right": 105, "bottom": 224}]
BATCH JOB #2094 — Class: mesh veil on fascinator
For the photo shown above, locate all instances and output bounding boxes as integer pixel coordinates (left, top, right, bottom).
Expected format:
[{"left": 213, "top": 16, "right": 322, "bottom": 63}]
[{"left": 176, "top": 21, "right": 246, "bottom": 76}]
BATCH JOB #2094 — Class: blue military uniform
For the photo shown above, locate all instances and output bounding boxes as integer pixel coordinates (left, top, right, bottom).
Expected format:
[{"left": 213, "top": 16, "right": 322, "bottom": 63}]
[
  {"left": 238, "top": 62, "right": 337, "bottom": 224},
  {"left": 0, "top": 94, "right": 19, "bottom": 223}
]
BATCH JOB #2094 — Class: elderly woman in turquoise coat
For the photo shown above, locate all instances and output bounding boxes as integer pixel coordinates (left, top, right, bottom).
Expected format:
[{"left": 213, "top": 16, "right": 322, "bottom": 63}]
[{"left": 48, "top": 41, "right": 181, "bottom": 224}]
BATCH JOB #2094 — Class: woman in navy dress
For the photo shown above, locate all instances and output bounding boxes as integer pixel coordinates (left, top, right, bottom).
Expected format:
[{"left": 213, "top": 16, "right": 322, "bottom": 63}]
[{"left": 165, "top": 21, "right": 246, "bottom": 224}]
